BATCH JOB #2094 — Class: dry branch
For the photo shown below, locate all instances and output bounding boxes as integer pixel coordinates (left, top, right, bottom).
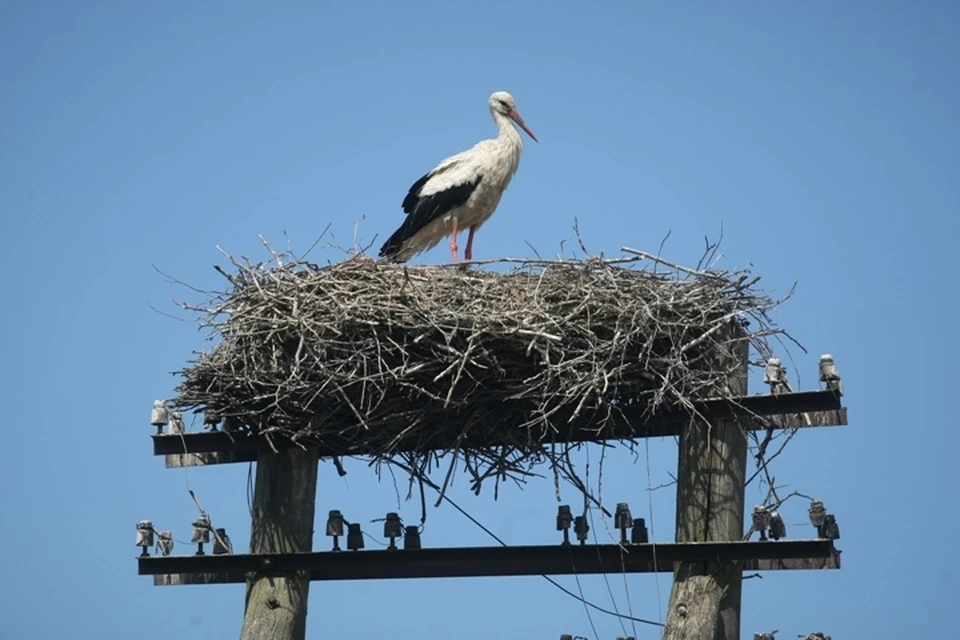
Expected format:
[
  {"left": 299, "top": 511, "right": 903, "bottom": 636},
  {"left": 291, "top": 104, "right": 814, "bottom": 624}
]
[{"left": 172, "top": 249, "right": 787, "bottom": 497}]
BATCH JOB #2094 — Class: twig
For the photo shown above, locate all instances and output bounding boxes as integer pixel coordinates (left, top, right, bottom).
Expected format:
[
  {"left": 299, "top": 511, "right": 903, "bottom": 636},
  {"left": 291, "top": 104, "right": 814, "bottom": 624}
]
[
  {"left": 621, "top": 246, "right": 727, "bottom": 280},
  {"left": 168, "top": 238, "right": 792, "bottom": 499}
]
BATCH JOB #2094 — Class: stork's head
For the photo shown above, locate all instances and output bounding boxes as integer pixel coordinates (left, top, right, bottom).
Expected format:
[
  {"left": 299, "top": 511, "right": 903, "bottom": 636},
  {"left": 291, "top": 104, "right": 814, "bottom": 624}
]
[{"left": 489, "top": 91, "right": 538, "bottom": 142}]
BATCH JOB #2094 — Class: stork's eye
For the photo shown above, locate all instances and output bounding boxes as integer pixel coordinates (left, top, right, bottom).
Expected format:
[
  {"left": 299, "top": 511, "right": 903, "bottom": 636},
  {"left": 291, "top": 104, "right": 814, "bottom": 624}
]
[{"left": 498, "top": 100, "right": 510, "bottom": 110}]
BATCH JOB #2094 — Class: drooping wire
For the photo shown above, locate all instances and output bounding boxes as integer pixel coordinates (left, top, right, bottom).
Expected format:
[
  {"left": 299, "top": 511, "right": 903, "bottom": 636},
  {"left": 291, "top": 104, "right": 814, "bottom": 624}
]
[
  {"left": 437, "top": 490, "right": 663, "bottom": 628},
  {"left": 622, "top": 547, "right": 639, "bottom": 640},
  {"left": 362, "top": 531, "right": 389, "bottom": 548},
  {"left": 583, "top": 445, "right": 627, "bottom": 639},
  {"left": 588, "top": 442, "right": 640, "bottom": 639},
  {"left": 382, "top": 456, "right": 664, "bottom": 628},
  {"left": 567, "top": 540, "right": 601, "bottom": 640},
  {"left": 644, "top": 438, "right": 664, "bottom": 626},
  {"left": 587, "top": 504, "right": 628, "bottom": 638},
  {"left": 577, "top": 451, "right": 600, "bottom": 640}
]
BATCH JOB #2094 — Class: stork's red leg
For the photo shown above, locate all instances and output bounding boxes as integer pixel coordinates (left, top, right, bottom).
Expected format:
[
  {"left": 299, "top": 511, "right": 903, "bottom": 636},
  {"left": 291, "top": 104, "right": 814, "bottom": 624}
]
[
  {"left": 449, "top": 218, "right": 459, "bottom": 263},
  {"left": 464, "top": 226, "right": 477, "bottom": 261}
]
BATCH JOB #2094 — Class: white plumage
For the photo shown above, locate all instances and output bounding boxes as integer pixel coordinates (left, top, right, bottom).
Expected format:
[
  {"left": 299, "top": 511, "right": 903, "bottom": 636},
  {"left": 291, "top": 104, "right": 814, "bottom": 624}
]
[{"left": 379, "top": 91, "right": 537, "bottom": 263}]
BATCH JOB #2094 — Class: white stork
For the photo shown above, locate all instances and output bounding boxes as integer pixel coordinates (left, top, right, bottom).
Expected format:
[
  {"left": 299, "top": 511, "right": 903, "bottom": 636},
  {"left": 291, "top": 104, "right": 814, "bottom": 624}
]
[{"left": 379, "top": 91, "right": 537, "bottom": 263}]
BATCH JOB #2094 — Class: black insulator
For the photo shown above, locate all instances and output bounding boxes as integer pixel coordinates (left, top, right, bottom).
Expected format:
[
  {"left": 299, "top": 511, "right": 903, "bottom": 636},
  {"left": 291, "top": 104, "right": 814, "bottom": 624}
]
[
  {"left": 346, "top": 523, "right": 364, "bottom": 551},
  {"left": 573, "top": 515, "right": 589, "bottom": 545},
  {"left": 403, "top": 525, "right": 421, "bottom": 550},
  {"left": 630, "top": 518, "right": 649, "bottom": 544}
]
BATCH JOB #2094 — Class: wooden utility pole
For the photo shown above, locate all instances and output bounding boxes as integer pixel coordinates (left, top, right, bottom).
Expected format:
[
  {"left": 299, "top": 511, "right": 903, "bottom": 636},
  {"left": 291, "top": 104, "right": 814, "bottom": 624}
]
[
  {"left": 239, "top": 445, "right": 320, "bottom": 640},
  {"left": 143, "top": 343, "right": 846, "bottom": 639},
  {"left": 663, "top": 334, "right": 749, "bottom": 640}
]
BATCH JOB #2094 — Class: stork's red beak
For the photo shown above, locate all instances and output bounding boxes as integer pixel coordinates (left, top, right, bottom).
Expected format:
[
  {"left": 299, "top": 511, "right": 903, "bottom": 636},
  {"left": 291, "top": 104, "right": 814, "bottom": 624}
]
[{"left": 508, "top": 109, "right": 538, "bottom": 142}]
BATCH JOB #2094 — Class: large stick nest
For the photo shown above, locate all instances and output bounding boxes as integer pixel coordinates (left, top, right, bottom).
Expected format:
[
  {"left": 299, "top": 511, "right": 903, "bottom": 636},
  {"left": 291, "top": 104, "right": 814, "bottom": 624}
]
[{"left": 173, "top": 247, "right": 788, "bottom": 497}]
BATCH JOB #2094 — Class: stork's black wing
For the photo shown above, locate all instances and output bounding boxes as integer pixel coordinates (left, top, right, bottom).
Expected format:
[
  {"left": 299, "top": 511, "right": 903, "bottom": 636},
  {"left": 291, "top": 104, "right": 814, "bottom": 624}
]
[{"left": 379, "top": 170, "right": 483, "bottom": 259}]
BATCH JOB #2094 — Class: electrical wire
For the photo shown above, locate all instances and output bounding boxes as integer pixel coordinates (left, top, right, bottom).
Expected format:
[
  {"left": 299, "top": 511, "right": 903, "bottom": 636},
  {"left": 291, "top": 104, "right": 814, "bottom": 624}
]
[
  {"left": 644, "top": 438, "right": 664, "bottom": 626},
  {"left": 622, "top": 552, "right": 638, "bottom": 640},
  {"left": 362, "top": 531, "right": 389, "bottom": 548},
  {"left": 437, "top": 491, "right": 664, "bottom": 628},
  {"left": 587, "top": 505, "right": 628, "bottom": 639},
  {"left": 588, "top": 444, "right": 635, "bottom": 640},
  {"left": 578, "top": 458, "right": 600, "bottom": 640},
  {"left": 580, "top": 446, "right": 617, "bottom": 640},
  {"left": 567, "top": 539, "right": 601, "bottom": 640},
  {"left": 600, "top": 446, "right": 639, "bottom": 640}
]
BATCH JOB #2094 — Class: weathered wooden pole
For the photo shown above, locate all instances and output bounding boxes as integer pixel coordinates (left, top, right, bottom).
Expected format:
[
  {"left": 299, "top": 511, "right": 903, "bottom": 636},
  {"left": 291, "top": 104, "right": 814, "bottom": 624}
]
[
  {"left": 662, "top": 329, "right": 749, "bottom": 640},
  {"left": 239, "top": 445, "right": 320, "bottom": 640}
]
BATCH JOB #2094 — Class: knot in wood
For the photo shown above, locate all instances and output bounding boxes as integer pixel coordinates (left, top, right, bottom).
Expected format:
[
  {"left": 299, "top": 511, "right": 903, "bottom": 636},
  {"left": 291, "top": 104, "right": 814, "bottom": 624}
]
[
  {"left": 266, "top": 597, "right": 281, "bottom": 610},
  {"left": 677, "top": 603, "right": 688, "bottom": 618}
]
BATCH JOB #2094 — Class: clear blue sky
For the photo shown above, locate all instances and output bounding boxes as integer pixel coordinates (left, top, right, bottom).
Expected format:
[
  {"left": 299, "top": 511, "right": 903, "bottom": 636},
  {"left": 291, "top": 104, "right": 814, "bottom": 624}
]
[{"left": 2, "top": 1, "right": 957, "bottom": 638}]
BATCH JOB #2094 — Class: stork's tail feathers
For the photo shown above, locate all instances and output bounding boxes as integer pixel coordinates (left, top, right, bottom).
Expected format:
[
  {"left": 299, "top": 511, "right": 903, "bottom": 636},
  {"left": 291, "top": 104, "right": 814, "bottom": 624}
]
[{"left": 378, "top": 225, "right": 414, "bottom": 262}]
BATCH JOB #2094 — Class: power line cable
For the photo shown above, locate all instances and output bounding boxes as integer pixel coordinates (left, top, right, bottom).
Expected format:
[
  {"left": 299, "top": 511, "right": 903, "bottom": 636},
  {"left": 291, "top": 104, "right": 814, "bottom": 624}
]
[{"left": 436, "top": 490, "right": 664, "bottom": 628}]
